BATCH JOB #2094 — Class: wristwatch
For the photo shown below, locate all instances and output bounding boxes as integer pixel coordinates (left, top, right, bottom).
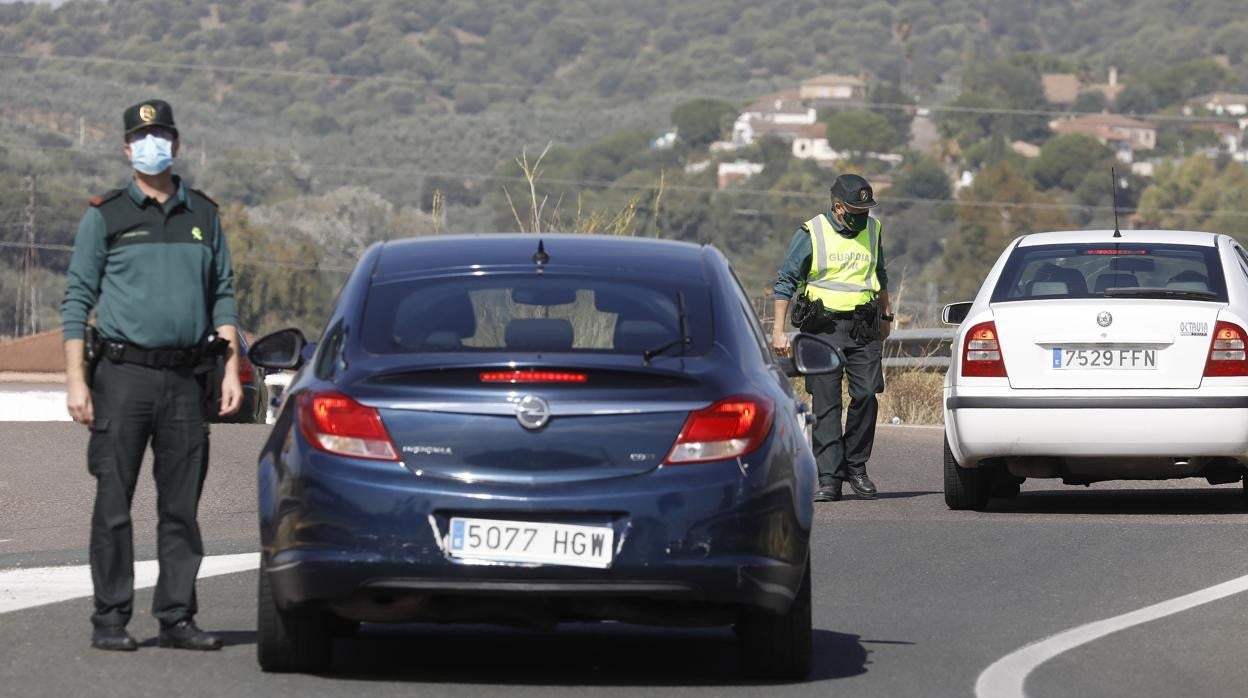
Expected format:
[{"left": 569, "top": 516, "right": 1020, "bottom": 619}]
[{"left": 881, "top": 313, "right": 895, "bottom": 322}]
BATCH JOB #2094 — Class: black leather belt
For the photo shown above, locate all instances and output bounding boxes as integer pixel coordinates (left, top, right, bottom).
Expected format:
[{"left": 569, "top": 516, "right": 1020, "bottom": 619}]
[{"left": 103, "top": 341, "right": 200, "bottom": 369}]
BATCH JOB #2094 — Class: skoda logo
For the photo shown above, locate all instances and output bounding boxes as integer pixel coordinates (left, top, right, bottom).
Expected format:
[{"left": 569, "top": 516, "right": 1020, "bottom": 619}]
[
  {"left": 515, "top": 395, "right": 550, "bottom": 430},
  {"left": 1097, "top": 311, "right": 1113, "bottom": 328}
]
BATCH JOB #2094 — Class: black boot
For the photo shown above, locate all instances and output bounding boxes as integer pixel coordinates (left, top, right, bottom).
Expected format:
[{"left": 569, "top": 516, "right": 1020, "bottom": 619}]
[
  {"left": 92, "top": 625, "right": 138, "bottom": 652},
  {"left": 813, "top": 480, "right": 843, "bottom": 502},
  {"left": 847, "top": 472, "right": 878, "bottom": 499},
  {"left": 158, "top": 620, "right": 223, "bottom": 651}
]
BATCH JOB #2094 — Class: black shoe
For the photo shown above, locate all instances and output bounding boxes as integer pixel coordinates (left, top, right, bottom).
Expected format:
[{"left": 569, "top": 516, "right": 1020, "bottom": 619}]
[
  {"left": 158, "top": 620, "right": 223, "bottom": 651},
  {"left": 847, "top": 472, "right": 878, "bottom": 498},
  {"left": 92, "top": 625, "right": 138, "bottom": 652},
  {"left": 813, "top": 481, "right": 843, "bottom": 502}
]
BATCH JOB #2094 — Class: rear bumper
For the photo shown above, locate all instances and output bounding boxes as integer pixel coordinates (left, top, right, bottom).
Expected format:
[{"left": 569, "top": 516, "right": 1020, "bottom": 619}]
[
  {"left": 260, "top": 441, "right": 814, "bottom": 618},
  {"left": 946, "top": 392, "right": 1248, "bottom": 464}
]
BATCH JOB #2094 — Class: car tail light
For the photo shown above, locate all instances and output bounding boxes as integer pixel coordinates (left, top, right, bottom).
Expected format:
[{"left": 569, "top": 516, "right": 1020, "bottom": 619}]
[
  {"left": 1204, "top": 321, "right": 1248, "bottom": 377},
  {"left": 665, "top": 396, "right": 774, "bottom": 464},
  {"left": 237, "top": 355, "right": 255, "bottom": 384},
  {"left": 962, "top": 321, "right": 1008, "bottom": 378},
  {"left": 480, "top": 370, "right": 588, "bottom": 383},
  {"left": 296, "top": 391, "right": 399, "bottom": 461}
]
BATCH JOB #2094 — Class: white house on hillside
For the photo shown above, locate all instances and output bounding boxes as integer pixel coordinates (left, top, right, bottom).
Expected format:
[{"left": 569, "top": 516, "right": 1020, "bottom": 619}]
[
  {"left": 731, "top": 90, "right": 817, "bottom": 147},
  {"left": 791, "top": 124, "right": 842, "bottom": 165},
  {"left": 799, "top": 73, "right": 866, "bottom": 106}
]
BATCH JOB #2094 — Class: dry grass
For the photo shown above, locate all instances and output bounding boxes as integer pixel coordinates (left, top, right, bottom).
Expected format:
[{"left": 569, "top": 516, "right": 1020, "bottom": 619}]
[
  {"left": 790, "top": 369, "right": 945, "bottom": 426},
  {"left": 878, "top": 370, "right": 944, "bottom": 425}
]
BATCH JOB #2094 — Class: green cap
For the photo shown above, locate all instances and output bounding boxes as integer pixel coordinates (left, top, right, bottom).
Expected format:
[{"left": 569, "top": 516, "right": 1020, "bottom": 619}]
[
  {"left": 123, "top": 99, "right": 178, "bottom": 138},
  {"left": 830, "top": 173, "right": 876, "bottom": 209}
]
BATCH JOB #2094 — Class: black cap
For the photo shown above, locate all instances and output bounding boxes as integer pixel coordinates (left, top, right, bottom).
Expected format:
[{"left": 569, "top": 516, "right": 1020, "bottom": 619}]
[
  {"left": 830, "top": 173, "right": 876, "bottom": 209},
  {"left": 123, "top": 99, "right": 178, "bottom": 138}
]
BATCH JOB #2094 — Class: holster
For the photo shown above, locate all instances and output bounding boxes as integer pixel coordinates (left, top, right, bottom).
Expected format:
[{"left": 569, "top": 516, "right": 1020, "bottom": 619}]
[
  {"left": 84, "top": 326, "right": 104, "bottom": 390},
  {"left": 193, "top": 334, "right": 232, "bottom": 419},
  {"left": 848, "top": 299, "right": 881, "bottom": 344},
  {"left": 789, "top": 293, "right": 825, "bottom": 332}
]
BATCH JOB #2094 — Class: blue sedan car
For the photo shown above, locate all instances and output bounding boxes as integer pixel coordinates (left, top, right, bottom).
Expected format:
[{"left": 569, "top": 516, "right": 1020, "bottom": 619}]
[{"left": 247, "top": 234, "right": 842, "bottom": 678}]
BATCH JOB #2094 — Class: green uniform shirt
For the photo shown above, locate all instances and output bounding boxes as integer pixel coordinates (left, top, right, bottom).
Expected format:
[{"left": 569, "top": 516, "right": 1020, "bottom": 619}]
[
  {"left": 773, "top": 209, "right": 888, "bottom": 300},
  {"left": 61, "top": 177, "right": 238, "bottom": 348}
]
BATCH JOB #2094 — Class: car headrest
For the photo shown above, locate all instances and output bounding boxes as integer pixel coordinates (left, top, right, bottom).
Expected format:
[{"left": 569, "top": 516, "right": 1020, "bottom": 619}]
[
  {"left": 504, "top": 318, "right": 574, "bottom": 352},
  {"left": 1093, "top": 272, "right": 1139, "bottom": 293},
  {"left": 613, "top": 320, "right": 672, "bottom": 354},
  {"left": 392, "top": 294, "right": 476, "bottom": 349},
  {"left": 1167, "top": 270, "right": 1210, "bottom": 292}
]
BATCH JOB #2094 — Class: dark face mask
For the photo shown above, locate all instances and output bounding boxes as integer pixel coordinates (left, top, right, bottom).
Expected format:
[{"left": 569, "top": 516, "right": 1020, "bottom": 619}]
[{"left": 839, "top": 209, "right": 869, "bottom": 233}]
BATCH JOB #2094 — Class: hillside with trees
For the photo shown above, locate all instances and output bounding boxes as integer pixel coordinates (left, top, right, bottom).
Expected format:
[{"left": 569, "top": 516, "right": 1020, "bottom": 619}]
[{"left": 2, "top": 0, "right": 1248, "bottom": 336}]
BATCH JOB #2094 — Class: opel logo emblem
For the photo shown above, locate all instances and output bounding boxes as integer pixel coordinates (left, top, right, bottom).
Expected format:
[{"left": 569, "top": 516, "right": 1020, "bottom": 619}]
[
  {"left": 1097, "top": 311, "right": 1113, "bottom": 328},
  {"left": 515, "top": 395, "right": 550, "bottom": 430}
]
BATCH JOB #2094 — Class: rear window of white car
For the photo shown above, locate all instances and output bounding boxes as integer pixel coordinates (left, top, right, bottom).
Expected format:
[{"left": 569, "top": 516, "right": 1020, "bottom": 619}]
[{"left": 992, "top": 243, "right": 1228, "bottom": 303}]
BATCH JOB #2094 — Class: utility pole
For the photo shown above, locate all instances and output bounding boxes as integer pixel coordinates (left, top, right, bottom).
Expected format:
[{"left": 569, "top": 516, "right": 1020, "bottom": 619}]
[{"left": 16, "top": 175, "right": 39, "bottom": 337}]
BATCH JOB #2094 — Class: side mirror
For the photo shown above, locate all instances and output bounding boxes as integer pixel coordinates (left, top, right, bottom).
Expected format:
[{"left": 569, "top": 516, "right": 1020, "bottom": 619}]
[
  {"left": 780, "top": 333, "right": 845, "bottom": 377},
  {"left": 942, "top": 302, "right": 973, "bottom": 325},
  {"left": 249, "top": 328, "right": 310, "bottom": 370}
]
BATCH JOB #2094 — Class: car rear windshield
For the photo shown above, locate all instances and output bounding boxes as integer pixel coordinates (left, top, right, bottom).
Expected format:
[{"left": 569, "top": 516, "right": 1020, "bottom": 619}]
[
  {"left": 991, "top": 243, "right": 1228, "bottom": 303},
  {"left": 360, "top": 274, "right": 712, "bottom": 356}
]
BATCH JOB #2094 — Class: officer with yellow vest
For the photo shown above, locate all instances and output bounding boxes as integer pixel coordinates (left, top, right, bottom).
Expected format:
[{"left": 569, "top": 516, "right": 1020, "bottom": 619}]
[{"left": 772, "top": 173, "right": 893, "bottom": 502}]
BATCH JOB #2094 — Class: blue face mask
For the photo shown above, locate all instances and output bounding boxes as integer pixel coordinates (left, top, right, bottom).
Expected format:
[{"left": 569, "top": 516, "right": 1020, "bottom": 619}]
[{"left": 129, "top": 134, "right": 174, "bottom": 175}]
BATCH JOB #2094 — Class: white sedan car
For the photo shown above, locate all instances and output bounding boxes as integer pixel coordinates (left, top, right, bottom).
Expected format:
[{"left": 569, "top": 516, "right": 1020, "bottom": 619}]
[{"left": 942, "top": 229, "right": 1248, "bottom": 510}]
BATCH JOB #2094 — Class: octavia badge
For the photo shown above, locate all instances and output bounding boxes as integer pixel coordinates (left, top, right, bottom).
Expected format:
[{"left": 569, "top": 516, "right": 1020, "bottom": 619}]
[
  {"left": 515, "top": 395, "right": 550, "bottom": 430},
  {"left": 1097, "top": 311, "right": 1113, "bottom": 328}
]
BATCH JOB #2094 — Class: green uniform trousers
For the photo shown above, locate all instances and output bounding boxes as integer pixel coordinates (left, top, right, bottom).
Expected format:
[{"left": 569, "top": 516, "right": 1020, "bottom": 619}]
[
  {"left": 804, "top": 320, "right": 885, "bottom": 486},
  {"left": 87, "top": 359, "right": 209, "bottom": 629}
]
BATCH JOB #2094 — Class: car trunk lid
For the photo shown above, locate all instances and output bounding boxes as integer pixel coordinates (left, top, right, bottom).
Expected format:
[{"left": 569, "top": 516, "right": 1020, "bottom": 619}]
[{"left": 990, "top": 299, "right": 1223, "bottom": 389}]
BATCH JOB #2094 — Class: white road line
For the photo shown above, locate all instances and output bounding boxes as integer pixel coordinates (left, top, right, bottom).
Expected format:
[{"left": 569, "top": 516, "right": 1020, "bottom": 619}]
[
  {"left": 976, "top": 572, "right": 1248, "bottom": 698},
  {"left": 0, "top": 552, "right": 259, "bottom": 615},
  {"left": 0, "top": 539, "right": 12, "bottom": 544}
]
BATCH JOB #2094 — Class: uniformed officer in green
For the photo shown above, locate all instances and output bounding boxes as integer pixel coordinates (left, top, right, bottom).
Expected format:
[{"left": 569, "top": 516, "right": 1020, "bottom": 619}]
[
  {"left": 61, "top": 99, "right": 242, "bottom": 652},
  {"left": 772, "top": 173, "right": 893, "bottom": 502}
]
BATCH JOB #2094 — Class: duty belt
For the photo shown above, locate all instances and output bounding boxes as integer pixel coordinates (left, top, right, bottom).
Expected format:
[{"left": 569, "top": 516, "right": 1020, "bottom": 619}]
[{"left": 102, "top": 341, "right": 200, "bottom": 369}]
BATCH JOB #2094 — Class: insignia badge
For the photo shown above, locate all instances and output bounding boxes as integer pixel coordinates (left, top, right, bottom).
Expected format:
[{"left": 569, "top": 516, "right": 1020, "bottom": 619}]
[
  {"left": 859, "top": 188, "right": 870, "bottom": 202},
  {"left": 191, "top": 226, "right": 203, "bottom": 241},
  {"left": 139, "top": 104, "right": 156, "bottom": 123},
  {"left": 1097, "top": 311, "right": 1112, "bottom": 327},
  {"left": 515, "top": 395, "right": 550, "bottom": 430}
]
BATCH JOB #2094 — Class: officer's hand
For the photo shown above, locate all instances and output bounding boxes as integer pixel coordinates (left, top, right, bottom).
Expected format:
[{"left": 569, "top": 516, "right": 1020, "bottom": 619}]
[
  {"left": 67, "top": 378, "right": 94, "bottom": 427},
  {"left": 219, "top": 372, "right": 243, "bottom": 417},
  {"left": 881, "top": 318, "right": 893, "bottom": 341},
  {"left": 772, "top": 331, "right": 791, "bottom": 357}
]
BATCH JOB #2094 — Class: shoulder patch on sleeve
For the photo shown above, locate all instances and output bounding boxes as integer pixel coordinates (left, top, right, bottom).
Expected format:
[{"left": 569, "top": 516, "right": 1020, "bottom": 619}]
[
  {"left": 189, "top": 187, "right": 218, "bottom": 208},
  {"left": 89, "top": 189, "right": 124, "bottom": 207}
]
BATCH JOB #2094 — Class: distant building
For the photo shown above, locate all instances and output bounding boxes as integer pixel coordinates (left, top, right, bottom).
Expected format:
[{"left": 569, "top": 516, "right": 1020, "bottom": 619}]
[
  {"left": 1041, "top": 74, "right": 1081, "bottom": 106},
  {"left": 1184, "top": 92, "right": 1248, "bottom": 117},
  {"left": 1011, "top": 141, "right": 1042, "bottom": 158},
  {"left": 717, "top": 161, "right": 765, "bottom": 189},
  {"left": 799, "top": 73, "right": 867, "bottom": 106},
  {"left": 1083, "top": 66, "right": 1124, "bottom": 105},
  {"left": 792, "top": 124, "right": 842, "bottom": 165},
  {"left": 1049, "top": 113, "right": 1156, "bottom": 161},
  {"left": 731, "top": 90, "right": 817, "bottom": 146},
  {"left": 651, "top": 129, "right": 678, "bottom": 150}
]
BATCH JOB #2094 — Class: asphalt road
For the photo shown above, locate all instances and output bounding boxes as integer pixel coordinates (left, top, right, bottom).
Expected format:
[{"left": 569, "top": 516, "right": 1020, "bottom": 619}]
[{"left": 3, "top": 422, "right": 1248, "bottom": 697}]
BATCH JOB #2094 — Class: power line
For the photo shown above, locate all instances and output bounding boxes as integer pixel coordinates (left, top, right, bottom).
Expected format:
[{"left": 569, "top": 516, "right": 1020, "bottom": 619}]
[
  {"left": 4, "top": 139, "right": 1248, "bottom": 219},
  {"left": 1, "top": 50, "right": 1243, "bottom": 125}
]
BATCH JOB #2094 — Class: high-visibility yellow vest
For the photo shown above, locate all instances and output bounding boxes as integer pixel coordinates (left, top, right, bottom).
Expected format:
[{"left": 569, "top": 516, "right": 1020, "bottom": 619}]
[{"left": 802, "top": 213, "right": 881, "bottom": 312}]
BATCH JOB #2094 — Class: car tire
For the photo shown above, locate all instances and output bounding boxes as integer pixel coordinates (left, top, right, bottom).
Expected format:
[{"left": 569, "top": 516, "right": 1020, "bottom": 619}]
[
  {"left": 257, "top": 566, "right": 334, "bottom": 673},
  {"left": 735, "top": 557, "right": 813, "bottom": 680},
  {"left": 944, "top": 435, "right": 990, "bottom": 511}
]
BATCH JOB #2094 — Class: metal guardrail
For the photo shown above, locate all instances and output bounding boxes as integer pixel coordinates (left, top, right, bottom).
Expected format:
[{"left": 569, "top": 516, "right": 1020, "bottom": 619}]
[{"left": 883, "top": 328, "right": 956, "bottom": 371}]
